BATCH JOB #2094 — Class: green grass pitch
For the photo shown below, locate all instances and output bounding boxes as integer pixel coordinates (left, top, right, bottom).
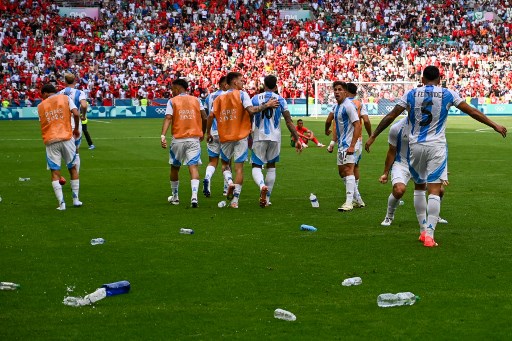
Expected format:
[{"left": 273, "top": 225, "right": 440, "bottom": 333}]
[{"left": 0, "top": 116, "right": 511, "bottom": 340}]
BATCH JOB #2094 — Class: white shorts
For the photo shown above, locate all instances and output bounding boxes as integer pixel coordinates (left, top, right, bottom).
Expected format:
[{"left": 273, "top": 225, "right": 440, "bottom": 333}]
[
  {"left": 354, "top": 140, "right": 363, "bottom": 165},
  {"left": 337, "top": 148, "right": 356, "bottom": 166},
  {"left": 408, "top": 143, "right": 447, "bottom": 184},
  {"left": 391, "top": 162, "right": 411, "bottom": 186},
  {"left": 220, "top": 137, "right": 248, "bottom": 163},
  {"left": 251, "top": 140, "right": 280, "bottom": 166},
  {"left": 169, "top": 139, "right": 202, "bottom": 167},
  {"left": 207, "top": 135, "right": 221, "bottom": 158},
  {"left": 74, "top": 133, "right": 82, "bottom": 148},
  {"left": 46, "top": 139, "right": 77, "bottom": 170}
]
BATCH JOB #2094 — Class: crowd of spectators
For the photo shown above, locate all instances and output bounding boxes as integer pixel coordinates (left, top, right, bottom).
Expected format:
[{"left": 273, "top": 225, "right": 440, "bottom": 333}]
[{"left": 1, "top": 0, "right": 512, "bottom": 108}]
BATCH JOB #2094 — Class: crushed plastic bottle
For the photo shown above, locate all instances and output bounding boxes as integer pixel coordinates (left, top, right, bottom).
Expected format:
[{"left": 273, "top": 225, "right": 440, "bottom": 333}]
[
  {"left": 274, "top": 308, "right": 296, "bottom": 321},
  {"left": 180, "top": 228, "right": 194, "bottom": 234},
  {"left": 218, "top": 201, "right": 227, "bottom": 208},
  {"left": 399, "top": 200, "right": 405, "bottom": 206},
  {"left": 90, "top": 238, "right": 105, "bottom": 245},
  {"left": 63, "top": 288, "right": 107, "bottom": 306},
  {"left": 0, "top": 282, "right": 20, "bottom": 290},
  {"left": 377, "top": 292, "right": 419, "bottom": 307},
  {"left": 18, "top": 177, "right": 31, "bottom": 182},
  {"left": 300, "top": 224, "right": 317, "bottom": 232},
  {"left": 341, "top": 277, "right": 362, "bottom": 286},
  {"left": 309, "top": 193, "right": 319, "bottom": 207}
]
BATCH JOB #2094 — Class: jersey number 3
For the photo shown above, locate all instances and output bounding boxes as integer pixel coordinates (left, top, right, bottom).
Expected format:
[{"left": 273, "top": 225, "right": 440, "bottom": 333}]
[{"left": 420, "top": 100, "right": 433, "bottom": 126}]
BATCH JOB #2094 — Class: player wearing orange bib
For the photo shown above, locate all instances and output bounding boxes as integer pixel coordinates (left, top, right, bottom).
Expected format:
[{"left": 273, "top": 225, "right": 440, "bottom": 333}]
[
  {"left": 37, "top": 84, "right": 81, "bottom": 210},
  {"left": 161, "top": 78, "right": 207, "bottom": 208},
  {"left": 206, "top": 72, "right": 279, "bottom": 208}
]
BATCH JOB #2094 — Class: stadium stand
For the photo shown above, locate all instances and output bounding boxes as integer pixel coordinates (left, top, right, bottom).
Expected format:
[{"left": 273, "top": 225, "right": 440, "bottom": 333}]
[{"left": 1, "top": 0, "right": 512, "bottom": 107}]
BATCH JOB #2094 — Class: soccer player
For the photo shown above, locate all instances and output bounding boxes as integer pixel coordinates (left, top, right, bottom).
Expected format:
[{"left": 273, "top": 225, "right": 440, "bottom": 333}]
[
  {"left": 294, "top": 119, "right": 325, "bottom": 148},
  {"left": 202, "top": 76, "right": 228, "bottom": 197},
  {"left": 37, "top": 84, "right": 82, "bottom": 210},
  {"left": 326, "top": 81, "right": 361, "bottom": 212},
  {"left": 161, "top": 78, "right": 207, "bottom": 208},
  {"left": 206, "top": 71, "right": 279, "bottom": 208},
  {"left": 58, "top": 73, "right": 88, "bottom": 173},
  {"left": 326, "top": 82, "right": 372, "bottom": 208},
  {"left": 250, "top": 75, "right": 302, "bottom": 207},
  {"left": 365, "top": 65, "right": 507, "bottom": 247},
  {"left": 379, "top": 117, "right": 449, "bottom": 227}
]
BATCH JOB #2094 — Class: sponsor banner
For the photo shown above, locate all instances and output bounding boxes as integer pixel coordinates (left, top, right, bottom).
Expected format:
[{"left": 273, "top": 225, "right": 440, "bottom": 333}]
[
  {"left": 2, "top": 105, "right": 511, "bottom": 120},
  {"left": 58, "top": 7, "right": 100, "bottom": 20},
  {"left": 278, "top": 10, "right": 312, "bottom": 21}
]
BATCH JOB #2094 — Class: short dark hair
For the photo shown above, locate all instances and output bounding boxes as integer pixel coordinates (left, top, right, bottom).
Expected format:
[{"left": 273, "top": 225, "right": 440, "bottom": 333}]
[
  {"left": 64, "top": 73, "right": 76, "bottom": 85},
  {"left": 297, "top": 119, "right": 303, "bottom": 123},
  {"left": 226, "top": 72, "right": 242, "bottom": 85},
  {"left": 264, "top": 75, "right": 277, "bottom": 90},
  {"left": 346, "top": 83, "right": 358, "bottom": 95},
  {"left": 218, "top": 76, "right": 227, "bottom": 86},
  {"left": 333, "top": 81, "right": 347, "bottom": 90},
  {"left": 41, "top": 84, "right": 57, "bottom": 94},
  {"left": 423, "top": 66, "right": 440, "bottom": 81},
  {"left": 172, "top": 78, "right": 189, "bottom": 90}
]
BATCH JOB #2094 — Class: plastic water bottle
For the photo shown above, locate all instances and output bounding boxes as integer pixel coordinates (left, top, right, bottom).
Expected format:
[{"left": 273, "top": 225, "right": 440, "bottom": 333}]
[
  {"left": 102, "top": 280, "right": 131, "bottom": 296},
  {"left": 399, "top": 200, "right": 405, "bottom": 206},
  {"left": 300, "top": 224, "right": 317, "bottom": 232},
  {"left": 18, "top": 177, "right": 31, "bottom": 182},
  {"left": 218, "top": 201, "right": 227, "bottom": 208},
  {"left": 274, "top": 308, "right": 296, "bottom": 321},
  {"left": 180, "top": 228, "right": 194, "bottom": 234},
  {"left": 83, "top": 287, "right": 107, "bottom": 304},
  {"left": 0, "top": 282, "right": 20, "bottom": 290},
  {"left": 341, "top": 277, "right": 362, "bottom": 286},
  {"left": 377, "top": 292, "right": 419, "bottom": 307},
  {"left": 309, "top": 193, "right": 319, "bottom": 207},
  {"left": 90, "top": 238, "right": 105, "bottom": 245}
]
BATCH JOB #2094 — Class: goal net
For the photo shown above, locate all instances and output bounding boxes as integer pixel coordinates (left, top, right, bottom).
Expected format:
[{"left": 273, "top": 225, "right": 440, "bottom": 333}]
[{"left": 313, "top": 81, "right": 417, "bottom": 117}]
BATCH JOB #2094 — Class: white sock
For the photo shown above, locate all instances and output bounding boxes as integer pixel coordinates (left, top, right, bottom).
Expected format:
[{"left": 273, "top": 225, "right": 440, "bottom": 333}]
[
  {"left": 414, "top": 190, "right": 427, "bottom": 233},
  {"left": 191, "top": 179, "right": 199, "bottom": 200},
  {"left": 252, "top": 167, "right": 265, "bottom": 190},
  {"left": 265, "top": 168, "right": 276, "bottom": 203},
  {"left": 387, "top": 193, "right": 400, "bottom": 218},
  {"left": 205, "top": 165, "right": 215, "bottom": 181},
  {"left": 52, "top": 180, "right": 64, "bottom": 204},
  {"left": 344, "top": 175, "right": 355, "bottom": 204},
  {"left": 171, "top": 181, "right": 179, "bottom": 196},
  {"left": 70, "top": 179, "right": 79, "bottom": 203},
  {"left": 75, "top": 154, "right": 80, "bottom": 173},
  {"left": 354, "top": 179, "right": 361, "bottom": 201},
  {"left": 232, "top": 184, "right": 242, "bottom": 203},
  {"left": 426, "top": 194, "right": 441, "bottom": 238},
  {"left": 223, "top": 170, "right": 234, "bottom": 185}
]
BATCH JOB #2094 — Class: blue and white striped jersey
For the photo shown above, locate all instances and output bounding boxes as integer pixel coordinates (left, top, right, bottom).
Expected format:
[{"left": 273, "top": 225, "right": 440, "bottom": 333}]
[
  {"left": 251, "top": 92, "right": 288, "bottom": 142},
  {"left": 388, "top": 117, "right": 409, "bottom": 167},
  {"left": 58, "top": 87, "right": 86, "bottom": 130},
  {"left": 397, "top": 85, "right": 463, "bottom": 145},
  {"left": 332, "top": 98, "right": 359, "bottom": 149},
  {"left": 204, "top": 89, "right": 225, "bottom": 136}
]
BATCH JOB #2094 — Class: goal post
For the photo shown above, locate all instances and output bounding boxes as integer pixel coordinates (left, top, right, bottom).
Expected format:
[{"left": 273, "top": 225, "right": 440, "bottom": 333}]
[{"left": 313, "top": 81, "right": 417, "bottom": 117}]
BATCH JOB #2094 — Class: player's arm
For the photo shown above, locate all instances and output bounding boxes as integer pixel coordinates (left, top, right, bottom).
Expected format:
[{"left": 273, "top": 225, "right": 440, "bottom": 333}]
[
  {"left": 160, "top": 115, "right": 172, "bottom": 149},
  {"left": 245, "top": 92, "right": 279, "bottom": 115},
  {"left": 457, "top": 102, "right": 507, "bottom": 138},
  {"left": 282, "top": 109, "right": 302, "bottom": 152},
  {"left": 206, "top": 113, "right": 214, "bottom": 143},
  {"left": 380, "top": 144, "right": 397, "bottom": 184},
  {"left": 362, "top": 114, "right": 372, "bottom": 137},
  {"left": 79, "top": 99, "right": 88, "bottom": 120},
  {"left": 325, "top": 111, "right": 334, "bottom": 135},
  {"left": 161, "top": 99, "right": 173, "bottom": 149},
  {"left": 365, "top": 104, "right": 405, "bottom": 152},
  {"left": 71, "top": 107, "right": 80, "bottom": 139},
  {"left": 200, "top": 109, "right": 207, "bottom": 141}
]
